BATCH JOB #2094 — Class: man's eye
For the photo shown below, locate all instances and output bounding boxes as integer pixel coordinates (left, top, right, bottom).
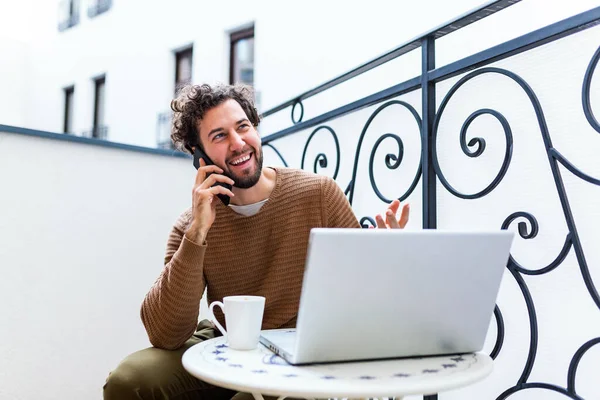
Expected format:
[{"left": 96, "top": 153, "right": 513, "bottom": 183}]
[
  {"left": 213, "top": 133, "right": 225, "bottom": 140},
  {"left": 239, "top": 124, "right": 250, "bottom": 129}
]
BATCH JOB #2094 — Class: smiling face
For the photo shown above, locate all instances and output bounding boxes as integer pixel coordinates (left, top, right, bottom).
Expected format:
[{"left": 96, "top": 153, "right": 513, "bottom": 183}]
[{"left": 197, "top": 99, "right": 263, "bottom": 189}]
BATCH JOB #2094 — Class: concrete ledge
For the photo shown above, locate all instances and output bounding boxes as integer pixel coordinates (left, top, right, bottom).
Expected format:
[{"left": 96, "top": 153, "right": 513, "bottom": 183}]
[{"left": 0, "top": 124, "right": 190, "bottom": 159}]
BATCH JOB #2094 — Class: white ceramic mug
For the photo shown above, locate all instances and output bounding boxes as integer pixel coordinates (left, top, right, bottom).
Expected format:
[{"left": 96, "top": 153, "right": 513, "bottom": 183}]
[{"left": 209, "top": 295, "right": 266, "bottom": 350}]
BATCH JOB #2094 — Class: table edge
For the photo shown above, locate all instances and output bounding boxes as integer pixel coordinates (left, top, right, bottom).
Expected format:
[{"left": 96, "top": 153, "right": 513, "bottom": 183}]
[{"left": 182, "top": 338, "right": 494, "bottom": 398}]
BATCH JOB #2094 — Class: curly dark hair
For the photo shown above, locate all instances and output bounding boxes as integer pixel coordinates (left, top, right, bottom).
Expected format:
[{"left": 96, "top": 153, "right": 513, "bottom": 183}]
[{"left": 170, "top": 83, "right": 261, "bottom": 154}]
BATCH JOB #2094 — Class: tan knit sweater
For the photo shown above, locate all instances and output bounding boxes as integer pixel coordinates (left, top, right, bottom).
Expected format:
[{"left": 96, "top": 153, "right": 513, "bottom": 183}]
[{"left": 141, "top": 168, "right": 360, "bottom": 349}]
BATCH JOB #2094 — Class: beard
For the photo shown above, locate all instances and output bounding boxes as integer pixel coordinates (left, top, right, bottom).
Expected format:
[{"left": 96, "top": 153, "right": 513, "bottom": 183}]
[{"left": 223, "top": 147, "right": 264, "bottom": 189}]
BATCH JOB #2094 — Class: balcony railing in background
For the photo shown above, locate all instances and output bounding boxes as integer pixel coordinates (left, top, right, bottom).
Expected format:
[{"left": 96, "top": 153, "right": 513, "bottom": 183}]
[
  {"left": 82, "top": 125, "right": 109, "bottom": 140},
  {"left": 156, "top": 111, "right": 175, "bottom": 150},
  {"left": 58, "top": 0, "right": 80, "bottom": 32},
  {"left": 58, "top": 14, "right": 79, "bottom": 31},
  {"left": 88, "top": 0, "right": 112, "bottom": 18},
  {"left": 259, "top": 1, "right": 600, "bottom": 399}
]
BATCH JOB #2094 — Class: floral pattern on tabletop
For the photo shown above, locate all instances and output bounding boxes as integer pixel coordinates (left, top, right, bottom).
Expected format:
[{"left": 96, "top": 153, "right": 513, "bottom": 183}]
[{"left": 193, "top": 336, "right": 483, "bottom": 384}]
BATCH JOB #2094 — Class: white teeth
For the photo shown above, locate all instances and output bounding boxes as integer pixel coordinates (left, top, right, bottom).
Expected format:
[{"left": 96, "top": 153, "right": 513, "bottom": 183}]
[{"left": 231, "top": 154, "right": 251, "bottom": 165}]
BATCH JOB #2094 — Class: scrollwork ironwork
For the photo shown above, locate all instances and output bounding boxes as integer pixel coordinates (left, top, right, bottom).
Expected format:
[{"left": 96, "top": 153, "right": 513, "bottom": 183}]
[
  {"left": 259, "top": 10, "right": 600, "bottom": 399},
  {"left": 433, "top": 77, "right": 514, "bottom": 200},
  {"left": 497, "top": 383, "right": 584, "bottom": 400},
  {"left": 433, "top": 66, "right": 600, "bottom": 399},
  {"left": 582, "top": 46, "right": 600, "bottom": 134},
  {"left": 501, "top": 212, "right": 573, "bottom": 275},
  {"left": 550, "top": 148, "right": 600, "bottom": 185},
  {"left": 300, "top": 126, "right": 340, "bottom": 179},
  {"left": 348, "top": 100, "right": 422, "bottom": 205},
  {"left": 263, "top": 143, "right": 289, "bottom": 167},
  {"left": 359, "top": 216, "right": 376, "bottom": 228},
  {"left": 490, "top": 305, "right": 505, "bottom": 360},
  {"left": 502, "top": 212, "right": 539, "bottom": 239},
  {"left": 506, "top": 266, "right": 539, "bottom": 386},
  {"left": 433, "top": 67, "right": 600, "bottom": 312},
  {"left": 368, "top": 133, "right": 409, "bottom": 203},
  {"left": 291, "top": 99, "right": 304, "bottom": 124},
  {"left": 567, "top": 337, "right": 600, "bottom": 397}
]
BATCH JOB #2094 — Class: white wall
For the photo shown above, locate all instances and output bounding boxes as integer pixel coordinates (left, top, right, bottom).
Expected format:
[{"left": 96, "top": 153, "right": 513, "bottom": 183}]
[
  {"left": 1, "top": 0, "right": 597, "bottom": 148},
  {"left": 0, "top": 39, "right": 28, "bottom": 127},
  {"left": 0, "top": 130, "right": 195, "bottom": 399},
  {"left": 0, "top": 0, "right": 61, "bottom": 131},
  {"left": 0, "top": 0, "right": 37, "bottom": 128}
]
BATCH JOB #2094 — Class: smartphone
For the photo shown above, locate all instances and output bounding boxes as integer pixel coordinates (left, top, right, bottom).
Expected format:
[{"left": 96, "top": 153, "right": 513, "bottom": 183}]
[{"left": 193, "top": 147, "right": 233, "bottom": 206}]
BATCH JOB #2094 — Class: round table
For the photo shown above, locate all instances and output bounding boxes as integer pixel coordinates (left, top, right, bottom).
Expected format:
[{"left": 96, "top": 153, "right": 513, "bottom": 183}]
[{"left": 182, "top": 337, "right": 493, "bottom": 399}]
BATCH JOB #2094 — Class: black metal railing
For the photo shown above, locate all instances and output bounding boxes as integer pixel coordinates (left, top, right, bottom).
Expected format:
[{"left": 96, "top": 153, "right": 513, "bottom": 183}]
[
  {"left": 259, "top": 2, "right": 600, "bottom": 399},
  {"left": 88, "top": 0, "right": 112, "bottom": 18},
  {"left": 82, "top": 125, "right": 109, "bottom": 140}
]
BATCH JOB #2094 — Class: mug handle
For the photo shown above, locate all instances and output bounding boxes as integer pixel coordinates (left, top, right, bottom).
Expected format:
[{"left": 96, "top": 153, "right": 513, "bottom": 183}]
[{"left": 208, "top": 301, "right": 227, "bottom": 337}]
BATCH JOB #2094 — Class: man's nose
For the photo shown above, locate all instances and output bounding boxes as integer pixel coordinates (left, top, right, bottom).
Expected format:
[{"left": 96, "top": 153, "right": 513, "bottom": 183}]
[{"left": 229, "top": 130, "right": 246, "bottom": 151}]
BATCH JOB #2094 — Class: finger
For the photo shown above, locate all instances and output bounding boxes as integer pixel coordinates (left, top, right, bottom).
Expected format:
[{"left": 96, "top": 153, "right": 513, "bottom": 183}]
[
  {"left": 388, "top": 199, "right": 400, "bottom": 215},
  {"left": 200, "top": 165, "right": 225, "bottom": 176},
  {"left": 194, "top": 158, "right": 207, "bottom": 186},
  {"left": 375, "top": 214, "right": 387, "bottom": 229},
  {"left": 398, "top": 203, "right": 410, "bottom": 228},
  {"left": 200, "top": 173, "right": 235, "bottom": 189},
  {"left": 209, "top": 185, "right": 235, "bottom": 199},
  {"left": 195, "top": 163, "right": 223, "bottom": 186},
  {"left": 386, "top": 210, "right": 400, "bottom": 229}
]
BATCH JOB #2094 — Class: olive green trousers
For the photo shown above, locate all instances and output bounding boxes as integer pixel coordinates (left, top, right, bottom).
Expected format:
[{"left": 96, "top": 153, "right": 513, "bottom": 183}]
[{"left": 103, "top": 320, "right": 274, "bottom": 400}]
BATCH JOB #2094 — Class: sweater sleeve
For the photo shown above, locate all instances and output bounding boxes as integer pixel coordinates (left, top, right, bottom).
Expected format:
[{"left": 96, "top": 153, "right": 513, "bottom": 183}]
[
  {"left": 140, "top": 210, "right": 207, "bottom": 349},
  {"left": 321, "top": 176, "right": 361, "bottom": 228}
]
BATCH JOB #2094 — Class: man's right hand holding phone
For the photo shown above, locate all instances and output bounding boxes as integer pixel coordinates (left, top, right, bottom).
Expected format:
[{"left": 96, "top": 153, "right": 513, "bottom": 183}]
[{"left": 185, "top": 158, "right": 235, "bottom": 244}]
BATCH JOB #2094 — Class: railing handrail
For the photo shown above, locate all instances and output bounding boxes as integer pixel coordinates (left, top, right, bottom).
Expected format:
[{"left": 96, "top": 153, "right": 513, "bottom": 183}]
[
  {"left": 261, "top": 5, "right": 600, "bottom": 144},
  {"left": 260, "top": 0, "right": 520, "bottom": 118}
]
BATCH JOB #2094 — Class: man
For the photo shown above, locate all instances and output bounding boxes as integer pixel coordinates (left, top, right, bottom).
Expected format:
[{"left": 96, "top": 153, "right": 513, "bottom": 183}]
[{"left": 103, "top": 83, "right": 409, "bottom": 400}]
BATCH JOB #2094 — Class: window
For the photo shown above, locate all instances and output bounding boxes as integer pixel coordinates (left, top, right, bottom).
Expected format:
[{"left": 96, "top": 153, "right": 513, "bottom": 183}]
[
  {"left": 58, "top": 0, "right": 80, "bottom": 31},
  {"left": 175, "top": 46, "right": 193, "bottom": 92},
  {"left": 63, "top": 86, "right": 75, "bottom": 134},
  {"left": 92, "top": 76, "right": 107, "bottom": 139},
  {"left": 88, "top": 0, "right": 112, "bottom": 18},
  {"left": 230, "top": 26, "right": 254, "bottom": 86},
  {"left": 156, "top": 112, "right": 174, "bottom": 149}
]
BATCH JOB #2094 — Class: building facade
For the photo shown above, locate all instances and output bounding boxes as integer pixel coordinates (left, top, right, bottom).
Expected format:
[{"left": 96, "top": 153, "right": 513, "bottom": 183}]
[{"left": 1, "top": 0, "right": 594, "bottom": 150}]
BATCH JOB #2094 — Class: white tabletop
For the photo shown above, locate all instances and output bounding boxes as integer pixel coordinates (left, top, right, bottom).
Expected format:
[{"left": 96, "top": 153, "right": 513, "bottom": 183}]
[{"left": 182, "top": 337, "right": 493, "bottom": 399}]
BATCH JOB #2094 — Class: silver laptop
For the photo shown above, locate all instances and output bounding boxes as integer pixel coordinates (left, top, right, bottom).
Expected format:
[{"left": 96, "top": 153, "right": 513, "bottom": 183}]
[{"left": 259, "top": 228, "right": 514, "bottom": 365}]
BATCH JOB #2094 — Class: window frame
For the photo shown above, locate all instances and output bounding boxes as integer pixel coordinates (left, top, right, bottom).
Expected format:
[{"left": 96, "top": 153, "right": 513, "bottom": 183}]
[
  {"left": 58, "top": 0, "right": 80, "bottom": 31},
  {"left": 63, "top": 85, "right": 75, "bottom": 134},
  {"left": 229, "top": 26, "right": 255, "bottom": 85},
  {"left": 92, "top": 75, "right": 106, "bottom": 139},
  {"left": 175, "top": 45, "right": 194, "bottom": 92},
  {"left": 88, "top": 0, "right": 113, "bottom": 18}
]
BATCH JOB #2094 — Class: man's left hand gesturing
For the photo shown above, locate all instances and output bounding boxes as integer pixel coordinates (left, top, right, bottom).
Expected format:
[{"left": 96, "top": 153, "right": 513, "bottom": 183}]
[{"left": 375, "top": 199, "right": 410, "bottom": 229}]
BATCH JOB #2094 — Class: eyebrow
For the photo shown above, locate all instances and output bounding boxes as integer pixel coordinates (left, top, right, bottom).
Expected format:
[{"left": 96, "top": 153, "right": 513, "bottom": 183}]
[
  {"left": 207, "top": 127, "right": 224, "bottom": 139},
  {"left": 207, "top": 119, "right": 250, "bottom": 139}
]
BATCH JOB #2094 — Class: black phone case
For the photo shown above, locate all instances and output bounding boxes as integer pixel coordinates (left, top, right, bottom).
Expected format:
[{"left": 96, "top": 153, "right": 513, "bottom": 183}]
[{"left": 193, "top": 148, "right": 232, "bottom": 206}]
